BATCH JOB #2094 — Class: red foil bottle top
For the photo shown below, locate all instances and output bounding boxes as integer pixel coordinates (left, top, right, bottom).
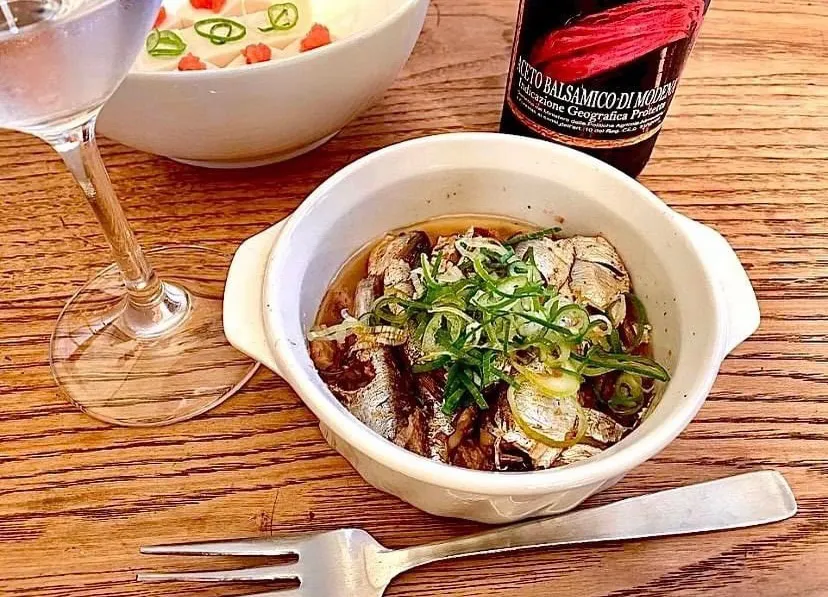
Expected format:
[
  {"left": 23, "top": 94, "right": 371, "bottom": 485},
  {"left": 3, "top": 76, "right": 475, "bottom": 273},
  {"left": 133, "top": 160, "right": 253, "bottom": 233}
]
[{"left": 529, "top": 0, "right": 705, "bottom": 83}]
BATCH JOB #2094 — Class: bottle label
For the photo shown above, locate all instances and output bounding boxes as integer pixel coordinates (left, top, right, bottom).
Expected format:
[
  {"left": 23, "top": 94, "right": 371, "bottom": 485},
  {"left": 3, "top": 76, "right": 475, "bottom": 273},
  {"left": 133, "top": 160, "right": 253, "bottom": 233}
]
[{"left": 505, "top": 0, "right": 708, "bottom": 149}]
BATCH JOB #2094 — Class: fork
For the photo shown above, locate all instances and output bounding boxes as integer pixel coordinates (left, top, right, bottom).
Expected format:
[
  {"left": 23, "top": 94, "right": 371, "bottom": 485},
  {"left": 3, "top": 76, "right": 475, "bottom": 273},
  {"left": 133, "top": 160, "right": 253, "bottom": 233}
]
[{"left": 138, "top": 471, "right": 796, "bottom": 597}]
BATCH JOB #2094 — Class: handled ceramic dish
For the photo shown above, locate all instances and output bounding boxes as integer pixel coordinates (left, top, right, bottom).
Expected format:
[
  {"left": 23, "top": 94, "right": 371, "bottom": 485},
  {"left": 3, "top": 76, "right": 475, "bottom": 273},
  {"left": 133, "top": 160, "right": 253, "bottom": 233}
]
[{"left": 223, "top": 133, "right": 760, "bottom": 523}]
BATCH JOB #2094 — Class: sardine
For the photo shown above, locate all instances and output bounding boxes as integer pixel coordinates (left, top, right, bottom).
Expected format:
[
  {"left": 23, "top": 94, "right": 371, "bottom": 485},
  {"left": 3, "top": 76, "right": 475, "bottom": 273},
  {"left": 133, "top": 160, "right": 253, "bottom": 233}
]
[
  {"left": 452, "top": 437, "right": 493, "bottom": 471},
  {"left": 399, "top": 339, "right": 475, "bottom": 464},
  {"left": 515, "top": 237, "right": 575, "bottom": 290},
  {"left": 420, "top": 375, "right": 457, "bottom": 462},
  {"left": 367, "top": 231, "right": 431, "bottom": 299},
  {"left": 365, "top": 230, "right": 481, "bottom": 464},
  {"left": 432, "top": 234, "right": 462, "bottom": 264},
  {"left": 584, "top": 406, "right": 627, "bottom": 444},
  {"left": 429, "top": 232, "right": 466, "bottom": 284},
  {"left": 568, "top": 236, "right": 630, "bottom": 317},
  {"left": 555, "top": 443, "right": 604, "bottom": 466},
  {"left": 516, "top": 235, "right": 631, "bottom": 324},
  {"left": 485, "top": 382, "right": 629, "bottom": 470},
  {"left": 321, "top": 346, "right": 426, "bottom": 454},
  {"left": 354, "top": 278, "right": 380, "bottom": 318},
  {"left": 485, "top": 392, "right": 561, "bottom": 469},
  {"left": 316, "top": 231, "right": 433, "bottom": 453},
  {"left": 485, "top": 384, "right": 572, "bottom": 469}
]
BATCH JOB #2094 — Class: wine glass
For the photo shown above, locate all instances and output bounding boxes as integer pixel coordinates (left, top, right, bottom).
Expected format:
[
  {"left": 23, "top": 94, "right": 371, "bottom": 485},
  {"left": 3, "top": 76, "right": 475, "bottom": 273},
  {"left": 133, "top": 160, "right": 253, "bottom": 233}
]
[{"left": 0, "top": 0, "right": 259, "bottom": 426}]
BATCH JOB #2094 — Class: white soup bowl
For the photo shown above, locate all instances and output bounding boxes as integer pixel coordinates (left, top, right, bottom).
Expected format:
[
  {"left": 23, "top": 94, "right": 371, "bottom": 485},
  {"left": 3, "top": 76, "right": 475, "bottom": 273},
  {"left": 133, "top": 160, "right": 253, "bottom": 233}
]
[{"left": 98, "top": 0, "right": 429, "bottom": 168}]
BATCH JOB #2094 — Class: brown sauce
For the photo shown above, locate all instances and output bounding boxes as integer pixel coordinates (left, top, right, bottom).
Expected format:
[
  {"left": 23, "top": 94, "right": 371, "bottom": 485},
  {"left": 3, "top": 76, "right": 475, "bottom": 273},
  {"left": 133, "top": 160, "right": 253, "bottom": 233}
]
[{"left": 316, "top": 215, "right": 538, "bottom": 327}]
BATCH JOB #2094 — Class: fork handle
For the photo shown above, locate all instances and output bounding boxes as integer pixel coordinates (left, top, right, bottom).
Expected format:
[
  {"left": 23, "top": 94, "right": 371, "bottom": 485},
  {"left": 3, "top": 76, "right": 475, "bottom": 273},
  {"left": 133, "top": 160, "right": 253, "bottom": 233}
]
[{"left": 393, "top": 471, "right": 796, "bottom": 571}]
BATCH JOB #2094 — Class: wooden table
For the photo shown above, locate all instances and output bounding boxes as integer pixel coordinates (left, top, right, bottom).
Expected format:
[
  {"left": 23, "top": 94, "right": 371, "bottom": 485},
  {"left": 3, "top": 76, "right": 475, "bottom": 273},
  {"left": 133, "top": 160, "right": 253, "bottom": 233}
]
[{"left": 1, "top": 1, "right": 826, "bottom": 595}]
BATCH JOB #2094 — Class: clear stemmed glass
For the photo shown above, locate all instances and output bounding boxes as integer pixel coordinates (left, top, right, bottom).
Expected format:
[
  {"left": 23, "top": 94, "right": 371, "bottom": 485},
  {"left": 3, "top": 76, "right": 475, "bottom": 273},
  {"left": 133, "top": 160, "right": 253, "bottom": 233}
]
[{"left": 0, "top": 0, "right": 259, "bottom": 426}]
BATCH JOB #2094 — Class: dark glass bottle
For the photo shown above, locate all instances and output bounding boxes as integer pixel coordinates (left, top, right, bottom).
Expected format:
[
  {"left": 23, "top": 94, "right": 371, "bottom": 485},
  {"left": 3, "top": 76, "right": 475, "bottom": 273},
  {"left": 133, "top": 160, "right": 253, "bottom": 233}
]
[{"left": 500, "top": 0, "right": 711, "bottom": 177}]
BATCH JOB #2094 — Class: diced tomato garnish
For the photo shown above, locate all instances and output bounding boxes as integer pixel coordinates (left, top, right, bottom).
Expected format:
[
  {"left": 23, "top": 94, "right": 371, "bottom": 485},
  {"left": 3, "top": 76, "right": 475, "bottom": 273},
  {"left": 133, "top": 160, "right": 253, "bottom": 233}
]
[
  {"left": 153, "top": 6, "right": 166, "bottom": 28},
  {"left": 242, "top": 43, "right": 273, "bottom": 64},
  {"left": 178, "top": 53, "right": 207, "bottom": 71},
  {"left": 189, "top": 0, "right": 226, "bottom": 11},
  {"left": 300, "top": 24, "right": 332, "bottom": 52}
]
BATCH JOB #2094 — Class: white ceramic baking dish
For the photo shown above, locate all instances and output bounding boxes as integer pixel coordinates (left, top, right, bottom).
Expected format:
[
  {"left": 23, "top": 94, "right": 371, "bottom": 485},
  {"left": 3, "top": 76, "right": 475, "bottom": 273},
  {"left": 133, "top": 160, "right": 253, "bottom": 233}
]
[{"left": 223, "top": 133, "right": 760, "bottom": 523}]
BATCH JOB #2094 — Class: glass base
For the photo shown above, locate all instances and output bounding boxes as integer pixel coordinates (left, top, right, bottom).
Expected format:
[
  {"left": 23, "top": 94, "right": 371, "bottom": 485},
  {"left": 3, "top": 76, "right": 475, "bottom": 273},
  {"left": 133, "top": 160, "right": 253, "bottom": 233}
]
[{"left": 49, "top": 245, "right": 260, "bottom": 427}]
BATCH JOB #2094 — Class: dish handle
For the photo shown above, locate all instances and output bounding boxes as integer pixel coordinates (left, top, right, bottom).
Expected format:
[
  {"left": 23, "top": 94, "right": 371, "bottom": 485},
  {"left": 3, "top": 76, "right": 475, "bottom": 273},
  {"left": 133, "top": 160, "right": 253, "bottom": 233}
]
[
  {"left": 224, "top": 221, "right": 287, "bottom": 377},
  {"left": 675, "top": 214, "right": 760, "bottom": 358}
]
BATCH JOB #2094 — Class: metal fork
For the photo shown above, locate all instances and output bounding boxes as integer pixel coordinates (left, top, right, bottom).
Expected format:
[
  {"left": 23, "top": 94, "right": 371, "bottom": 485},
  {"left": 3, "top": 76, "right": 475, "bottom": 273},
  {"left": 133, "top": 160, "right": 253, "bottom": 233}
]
[{"left": 139, "top": 471, "right": 796, "bottom": 597}]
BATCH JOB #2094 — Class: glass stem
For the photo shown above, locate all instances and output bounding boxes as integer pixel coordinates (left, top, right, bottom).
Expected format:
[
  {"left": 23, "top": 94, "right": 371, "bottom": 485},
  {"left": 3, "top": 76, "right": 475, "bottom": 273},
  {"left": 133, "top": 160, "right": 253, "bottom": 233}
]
[{"left": 44, "top": 114, "right": 190, "bottom": 337}]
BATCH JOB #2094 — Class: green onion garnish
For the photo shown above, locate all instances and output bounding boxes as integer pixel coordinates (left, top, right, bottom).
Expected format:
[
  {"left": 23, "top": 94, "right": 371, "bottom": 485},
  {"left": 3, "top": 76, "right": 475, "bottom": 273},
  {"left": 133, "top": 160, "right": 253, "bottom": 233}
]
[
  {"left": 412, "top": 355, "right": 450, "bottom": 373},
  {"left": 146, "top": 29, "right": 187, "bottom": 57},
  {"left": 577, "top": 347, "right": 670, "bottom": 382},
  {"left": 608, "top": 372, "right": 646, "bottom": 415},
  {"left": 504, "top": 227, "right": 562, "bottom": 246},
  {"left": 312, "top": 231, "right": 668, "bottom": 416},
  {"left": 609, "top": 328, "right": 623, "bottom": 353},
  {"left": 194, "top": 17, "right": 247, "bottom": 45},
  {"left": 441, "top": 385, "right": 466, "bottom": 415},
  {"left": 258, "top": 2, "right": 300, "bottom": 32}
]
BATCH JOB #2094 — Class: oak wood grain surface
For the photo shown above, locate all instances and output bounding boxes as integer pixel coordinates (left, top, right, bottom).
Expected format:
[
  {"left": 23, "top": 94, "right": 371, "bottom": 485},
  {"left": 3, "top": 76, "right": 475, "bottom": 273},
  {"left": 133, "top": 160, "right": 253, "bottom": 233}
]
[{"left": 1, "top": 0, "right": 826, "bottom": 595}]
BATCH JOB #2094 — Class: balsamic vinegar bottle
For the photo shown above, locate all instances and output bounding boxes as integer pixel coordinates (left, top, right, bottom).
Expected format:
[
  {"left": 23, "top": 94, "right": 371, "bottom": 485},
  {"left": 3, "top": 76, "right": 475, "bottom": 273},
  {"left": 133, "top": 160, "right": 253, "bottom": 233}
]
[{"left": 500, "top": 0, "right": 711, "bottom": 177}]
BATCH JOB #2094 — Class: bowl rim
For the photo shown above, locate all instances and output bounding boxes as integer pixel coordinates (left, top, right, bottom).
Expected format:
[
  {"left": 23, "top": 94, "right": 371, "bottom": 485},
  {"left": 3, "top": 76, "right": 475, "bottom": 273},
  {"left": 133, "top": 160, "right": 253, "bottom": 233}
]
[
  {"left": 266, "top": 132, "right": 728, "bottom": 496},
  {"left": 129, "top": 0, "right": 424, "bottom": 80}
]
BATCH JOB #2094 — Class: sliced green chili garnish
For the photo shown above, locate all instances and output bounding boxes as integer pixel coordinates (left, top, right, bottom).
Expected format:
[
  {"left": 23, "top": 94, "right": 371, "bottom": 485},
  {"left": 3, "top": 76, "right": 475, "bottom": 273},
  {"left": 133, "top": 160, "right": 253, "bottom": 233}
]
[
  {"left": 194, "top": 17, "right": 246, "bottom": 45},
  {"left": 146, "top": 29, "right": 187, "bottom": 57},
  {"left": 259, "top": 2, "right": 300, "bottom": 32}
]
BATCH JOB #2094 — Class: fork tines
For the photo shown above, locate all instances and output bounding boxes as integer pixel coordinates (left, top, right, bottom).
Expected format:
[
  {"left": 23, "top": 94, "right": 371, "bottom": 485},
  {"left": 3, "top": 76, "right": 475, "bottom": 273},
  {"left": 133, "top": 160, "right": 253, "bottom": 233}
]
[{"left": 138, "top": 536, "right": 304, "bottom": 587}]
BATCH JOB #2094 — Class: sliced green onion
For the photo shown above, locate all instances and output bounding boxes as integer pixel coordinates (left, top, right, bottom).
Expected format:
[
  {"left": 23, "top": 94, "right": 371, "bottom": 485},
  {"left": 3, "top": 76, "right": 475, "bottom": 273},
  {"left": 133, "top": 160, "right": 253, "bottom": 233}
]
[
  {"left": 258, "top": 2, "right": 300, "bottom": 32},
  {"left": 445, "top": 361, "right": 462, "bottom": 389},
  {"left": 609, "top": 328, "right": 623, "bottom": 353},
  {"left": 505, "top": 227, "right": 562, "bottom": 246},
  {"left": 458, "top": 370, "right": 489, "bottom": 409},
  {"left": 471, "top": 256, "right": 500, "bottom": 288},
  {"left": 441, "top": 386, "right": 466, "bottom": 415},
  {"left": 577, "top": 362, "right": 614, "bottom": 376},
  {"left": 608, "top": 372, "right": 646, "bottom": 415},
  {"left": 412, "top": 355, "right": 450, "bottom": 373},
  {"left": 515, "top": 364, "right": 583, "bottom": 397},
  {"left": 430, "top": 305, "right": 476, "bottom": 324},
  {"left": 441, "top": 362, "right": 466, "bottom": 414},
  {"left": 420, "top": 253, "right": 439, "bottom": 288},
  {"left": 489, "top": 366, "right": 517, "bottom": 387},
  {"left": 194, "top": 17, "right": 246, "bottom": 45},
  {"left": 480, "top": 351, "right": 495, "bottom": 387},
  {"left": 307, "top": 313, "right": 363, "bottom": 342},
  {"left": 371, "top": 295, "right": 431, "bottom": 325},
  {"left": 503, "top": 310, "right": 575, "bottom": 340},
  {"left": 581, "top": 348, "right": 670, "bottom": 382},
  {"left": 583, "top": 318, "right": 611, "bottom": 339},
  {"left": 421, "top": 313, "right": 444, "bottom": 354},
  {"left": 456, "top": 237, "right": 512, "bottom": 261},
  {"left": 553, "top": 303, "right": 591, "bottom": 338}
]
